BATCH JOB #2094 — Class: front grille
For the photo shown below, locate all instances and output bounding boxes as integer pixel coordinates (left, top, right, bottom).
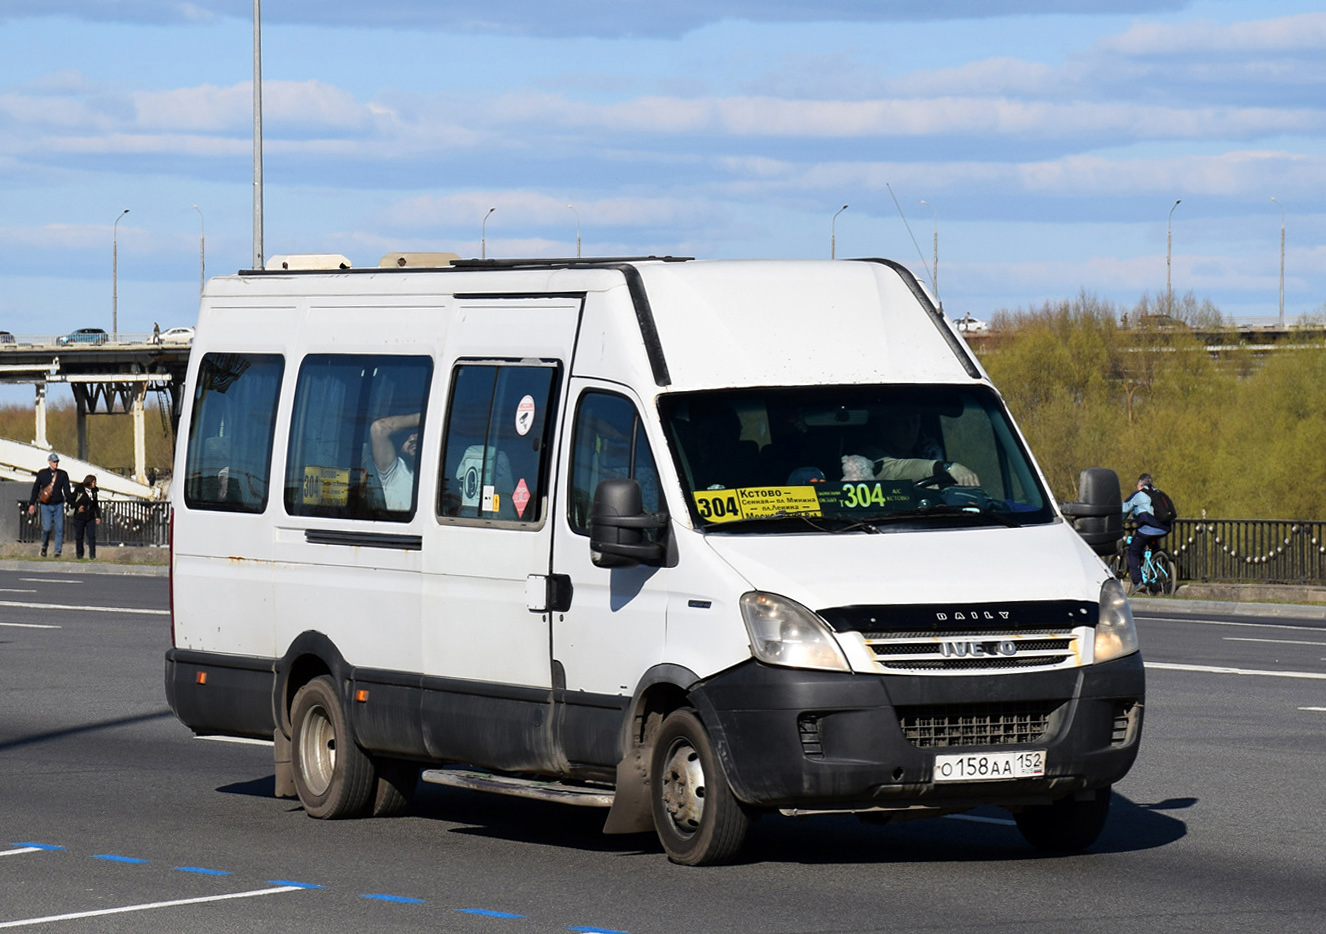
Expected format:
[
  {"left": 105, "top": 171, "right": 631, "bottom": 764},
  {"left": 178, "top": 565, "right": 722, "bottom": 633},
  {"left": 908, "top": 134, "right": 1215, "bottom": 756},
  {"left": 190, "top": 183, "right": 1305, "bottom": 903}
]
[
  {"left": 898, "top": 701, "right": 1060, "bottom": 748},
  {"left": 862, "top": 627, "right": 1080, "bottom": 673}
]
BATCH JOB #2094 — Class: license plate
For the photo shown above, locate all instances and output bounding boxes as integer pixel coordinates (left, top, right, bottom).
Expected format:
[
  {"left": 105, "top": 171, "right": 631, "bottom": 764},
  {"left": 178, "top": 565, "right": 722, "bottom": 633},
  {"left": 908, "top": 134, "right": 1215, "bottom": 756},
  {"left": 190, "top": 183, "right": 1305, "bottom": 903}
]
[{"left": 933, "top": 750, "right": 1045, "bottom": 783}]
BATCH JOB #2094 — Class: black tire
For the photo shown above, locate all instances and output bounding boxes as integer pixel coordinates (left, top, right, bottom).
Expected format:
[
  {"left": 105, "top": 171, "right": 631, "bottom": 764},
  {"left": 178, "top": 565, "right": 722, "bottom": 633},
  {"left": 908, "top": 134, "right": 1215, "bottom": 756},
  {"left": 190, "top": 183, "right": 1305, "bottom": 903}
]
[
  {"left": 650, "top": 708, "right": 752, "bottom": 866},
  {"left": 1014, "top": 787, "right": 1112, "bottom": 853},
  {"left": 370, "top": 758, "right": 419, "bottom": 818},
  {"left": 289, "top": 675, "right": 375, "bottom": 819},
  {"left": 1152, "top": 551, "right": 1176, "bottom": 596}
]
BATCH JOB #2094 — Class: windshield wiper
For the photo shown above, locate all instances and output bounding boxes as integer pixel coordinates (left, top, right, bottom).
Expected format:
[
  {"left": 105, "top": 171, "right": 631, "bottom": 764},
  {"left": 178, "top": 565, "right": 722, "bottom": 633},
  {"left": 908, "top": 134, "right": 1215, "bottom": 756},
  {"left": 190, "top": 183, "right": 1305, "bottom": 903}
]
[{"left": 861, "top": 505, "right": 1020, "bottom": 528}]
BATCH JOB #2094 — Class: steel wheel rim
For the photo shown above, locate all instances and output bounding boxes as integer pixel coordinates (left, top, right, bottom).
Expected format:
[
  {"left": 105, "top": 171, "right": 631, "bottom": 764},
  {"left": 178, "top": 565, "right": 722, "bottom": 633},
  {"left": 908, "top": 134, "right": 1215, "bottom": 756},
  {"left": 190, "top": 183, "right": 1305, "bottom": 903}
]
[
  {"left": 660, "top": 740, "right": 706, "bottom": 837},
  {"left": 299, "top": 702, "right": 336, "bottom": 797}
]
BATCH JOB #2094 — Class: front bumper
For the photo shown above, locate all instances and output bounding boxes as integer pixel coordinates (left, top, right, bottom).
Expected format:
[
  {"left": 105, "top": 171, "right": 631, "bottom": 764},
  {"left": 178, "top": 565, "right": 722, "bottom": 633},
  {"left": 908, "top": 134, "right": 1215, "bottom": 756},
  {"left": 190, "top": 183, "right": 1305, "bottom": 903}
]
[{"left": 688, "top": 653, "right": 1144, "bottom": 811}]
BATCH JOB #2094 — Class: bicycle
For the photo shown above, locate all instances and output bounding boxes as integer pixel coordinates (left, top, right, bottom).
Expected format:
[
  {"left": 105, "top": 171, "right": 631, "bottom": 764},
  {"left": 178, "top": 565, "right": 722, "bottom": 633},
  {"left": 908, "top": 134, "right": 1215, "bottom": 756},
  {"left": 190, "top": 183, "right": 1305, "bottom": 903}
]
[{"left": 1110, "top": 531, "right": 1176, "bottom": 596}]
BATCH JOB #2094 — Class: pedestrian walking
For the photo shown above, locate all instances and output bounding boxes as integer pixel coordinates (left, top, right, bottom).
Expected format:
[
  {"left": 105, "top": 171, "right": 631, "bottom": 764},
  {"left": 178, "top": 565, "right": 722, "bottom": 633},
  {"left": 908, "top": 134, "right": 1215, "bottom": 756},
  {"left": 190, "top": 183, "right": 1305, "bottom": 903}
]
[
  {"left": 70, "top": 474, "right": 102, "bottom": 560},
  {"left": 28, "top": 452, "right": 72, "bottom": 558}
]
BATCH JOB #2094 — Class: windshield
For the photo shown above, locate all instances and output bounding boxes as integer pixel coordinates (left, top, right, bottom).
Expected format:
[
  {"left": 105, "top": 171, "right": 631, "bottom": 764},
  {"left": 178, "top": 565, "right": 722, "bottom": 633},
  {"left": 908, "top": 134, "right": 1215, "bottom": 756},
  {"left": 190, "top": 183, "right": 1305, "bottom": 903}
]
[{"left": 659, "top": 384, "right": 1054, "bottom": 531}]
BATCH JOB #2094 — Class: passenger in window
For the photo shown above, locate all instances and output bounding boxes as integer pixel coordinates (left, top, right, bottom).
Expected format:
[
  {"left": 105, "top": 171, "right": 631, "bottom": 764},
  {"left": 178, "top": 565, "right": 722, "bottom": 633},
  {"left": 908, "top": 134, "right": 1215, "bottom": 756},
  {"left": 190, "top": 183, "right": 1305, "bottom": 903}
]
[
  {"left": 686, "top": 400, "right": 758, "bottom": 490},
  {"left": 370, "top": 412, "right": 420, "bottom": 511},
  {"left": 849, "top": 408, "right": 980, "bottom": 487}
]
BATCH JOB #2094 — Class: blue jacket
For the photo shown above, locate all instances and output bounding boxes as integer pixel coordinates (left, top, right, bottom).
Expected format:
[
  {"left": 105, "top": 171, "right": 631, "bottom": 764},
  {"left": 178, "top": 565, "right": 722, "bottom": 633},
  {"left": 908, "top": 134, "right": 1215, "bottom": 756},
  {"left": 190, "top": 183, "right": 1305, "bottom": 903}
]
[{"left": 1123, "top": 488, "right": 1169, "bottom": 536}]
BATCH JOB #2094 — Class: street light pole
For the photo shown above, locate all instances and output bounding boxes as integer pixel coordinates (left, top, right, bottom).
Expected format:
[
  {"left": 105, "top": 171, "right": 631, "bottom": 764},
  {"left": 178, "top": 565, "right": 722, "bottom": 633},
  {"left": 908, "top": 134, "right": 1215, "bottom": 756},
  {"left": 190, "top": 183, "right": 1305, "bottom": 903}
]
[
  {"left": 192, "top": 204, "right": 206, "bottom": 297},
  {"left": 831, "top": 204, "right": 848, "bottom": 260},
  {"left": 481, "top": 206, "right": 496, "bottom": 260},
  {"left": 567, "top": 204, "right": 581, "bottom": 258},
  {"left": 112, "top": 208, "right": 129, "bottom": 342},
  {"left": 1166, "top": 199, "right": 1181, "bottom": 311},
  {"left": 920, "top": 199, "right": 939, "bottom": 310},
  {"left": 252, "top": 0, "right": 264, "bottom": 270},
  {"left": 1270, "top": 196, "right": 1285, "bottom": 329}
]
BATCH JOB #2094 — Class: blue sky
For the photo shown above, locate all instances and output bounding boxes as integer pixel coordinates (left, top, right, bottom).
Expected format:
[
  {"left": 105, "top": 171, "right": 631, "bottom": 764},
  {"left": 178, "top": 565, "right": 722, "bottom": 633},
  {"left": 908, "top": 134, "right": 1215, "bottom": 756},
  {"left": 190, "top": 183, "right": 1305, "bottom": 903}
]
[{"left": 2, "top": 0, "right": 1324, "bottom": 340}]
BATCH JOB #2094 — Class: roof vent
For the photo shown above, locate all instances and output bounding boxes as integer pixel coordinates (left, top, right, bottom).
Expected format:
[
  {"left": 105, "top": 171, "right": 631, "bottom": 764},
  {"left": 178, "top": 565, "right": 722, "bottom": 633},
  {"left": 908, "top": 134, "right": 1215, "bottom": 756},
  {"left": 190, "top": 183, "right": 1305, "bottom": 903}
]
[
  {"left": 266, "top": 253, "right": 352, "bottom": 270},
  {"left": 379, "top": 252, "right": 461, "bottom": 268}
]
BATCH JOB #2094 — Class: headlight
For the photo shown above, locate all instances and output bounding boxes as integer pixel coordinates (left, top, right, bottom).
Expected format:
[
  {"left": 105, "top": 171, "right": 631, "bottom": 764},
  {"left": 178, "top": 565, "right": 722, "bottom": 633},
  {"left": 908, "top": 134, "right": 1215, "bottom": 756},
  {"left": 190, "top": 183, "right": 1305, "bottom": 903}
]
[
  {"left": 1095, "top": 577, "right": 1140, "bottom": 663},
  {"left": 740, "top": 592, "right": 850, "bottom": 672}
]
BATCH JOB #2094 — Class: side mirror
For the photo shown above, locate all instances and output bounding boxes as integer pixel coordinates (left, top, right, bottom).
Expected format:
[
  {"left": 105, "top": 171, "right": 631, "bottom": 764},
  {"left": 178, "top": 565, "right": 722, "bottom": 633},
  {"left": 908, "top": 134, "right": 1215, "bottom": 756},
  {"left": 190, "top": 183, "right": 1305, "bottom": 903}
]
[
  {"left": 1060, "top": 467, "right": 1123, "bottom": 557},
  {"left": 590, "top": 478, "right": 668, "bottom": 569}
]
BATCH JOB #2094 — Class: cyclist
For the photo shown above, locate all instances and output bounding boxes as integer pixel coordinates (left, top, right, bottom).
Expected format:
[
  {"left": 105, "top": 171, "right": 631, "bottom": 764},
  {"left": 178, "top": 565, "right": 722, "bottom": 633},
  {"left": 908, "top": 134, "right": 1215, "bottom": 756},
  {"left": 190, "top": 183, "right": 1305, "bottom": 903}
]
[{"left": 1121, "top": 472, "right": 1172, "bottom": 595}]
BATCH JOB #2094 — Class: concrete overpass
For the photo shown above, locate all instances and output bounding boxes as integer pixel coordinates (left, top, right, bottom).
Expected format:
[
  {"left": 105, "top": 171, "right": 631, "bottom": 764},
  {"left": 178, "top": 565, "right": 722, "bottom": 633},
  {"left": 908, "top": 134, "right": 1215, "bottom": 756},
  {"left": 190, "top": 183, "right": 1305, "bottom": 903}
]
[{"left": 0, "top": 332, "right": 189, "bottom": 496}]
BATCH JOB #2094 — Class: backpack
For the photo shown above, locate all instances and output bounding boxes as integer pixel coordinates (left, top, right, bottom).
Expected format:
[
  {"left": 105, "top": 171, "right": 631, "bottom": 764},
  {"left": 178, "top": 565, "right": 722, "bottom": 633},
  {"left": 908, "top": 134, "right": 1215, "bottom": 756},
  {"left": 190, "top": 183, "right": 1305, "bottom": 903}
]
[{"left": 1146, "top": 486, "right": 1177, "bottom": 526}]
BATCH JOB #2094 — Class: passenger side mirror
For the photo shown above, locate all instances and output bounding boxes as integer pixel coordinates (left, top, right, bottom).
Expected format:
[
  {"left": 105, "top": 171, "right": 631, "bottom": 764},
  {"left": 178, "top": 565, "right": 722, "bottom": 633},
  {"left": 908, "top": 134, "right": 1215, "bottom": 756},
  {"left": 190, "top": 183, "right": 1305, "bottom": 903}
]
[
  {"left": 590, "top": 478, "right": 668, "bottom": 569},
  {"left": 1060, "top": 467, "right": 1123, "bottom": 557}
]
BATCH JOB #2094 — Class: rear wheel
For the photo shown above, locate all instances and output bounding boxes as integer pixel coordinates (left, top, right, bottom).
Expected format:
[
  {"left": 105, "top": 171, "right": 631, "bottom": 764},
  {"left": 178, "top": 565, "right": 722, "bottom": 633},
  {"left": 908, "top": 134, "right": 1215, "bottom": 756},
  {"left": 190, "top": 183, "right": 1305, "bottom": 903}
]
[
  {"left": 290, "top": 675, "right": 375, "bottom": 819},
  {"left": 1015, "top": 787, "right": 1112, "bottom": 853},
  {"left": 369, "top": 758, "right": 419, "bottom": 817},
  {"left": 650, "top": 709, "right": 752, "bottom": 866}
]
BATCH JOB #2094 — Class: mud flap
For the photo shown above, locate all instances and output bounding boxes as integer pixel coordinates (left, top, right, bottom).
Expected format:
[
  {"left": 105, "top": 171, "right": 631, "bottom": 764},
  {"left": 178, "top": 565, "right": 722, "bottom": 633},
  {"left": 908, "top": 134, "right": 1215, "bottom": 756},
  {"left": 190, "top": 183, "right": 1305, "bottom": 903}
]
[{"left": 602, "top": 745, "right": 653, "bottom": 834}]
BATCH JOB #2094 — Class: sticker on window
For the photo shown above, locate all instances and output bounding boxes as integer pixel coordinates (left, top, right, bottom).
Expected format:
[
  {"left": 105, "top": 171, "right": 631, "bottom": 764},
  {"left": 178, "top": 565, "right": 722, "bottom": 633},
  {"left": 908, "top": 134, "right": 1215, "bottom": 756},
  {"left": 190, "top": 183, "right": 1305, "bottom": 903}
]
[{"left": 515, "top": 395, "right": 536, "bottom": 436}]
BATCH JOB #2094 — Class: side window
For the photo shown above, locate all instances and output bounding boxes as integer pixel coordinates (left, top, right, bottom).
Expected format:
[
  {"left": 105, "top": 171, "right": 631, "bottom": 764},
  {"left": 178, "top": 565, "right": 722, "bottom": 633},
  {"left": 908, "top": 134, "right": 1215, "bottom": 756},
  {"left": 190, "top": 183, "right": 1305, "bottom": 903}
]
[
  {"left": 283, "top": 354, "right": 433, "bottom": 521},
  {"left": 569, "top": 391, "right": 661, "bottom": 535},
  {"left": 183, "top": 353, "right": 284, "bottom": 513},
  {"left": 438, "top": 362, "right": 559, "bottom": 523}
]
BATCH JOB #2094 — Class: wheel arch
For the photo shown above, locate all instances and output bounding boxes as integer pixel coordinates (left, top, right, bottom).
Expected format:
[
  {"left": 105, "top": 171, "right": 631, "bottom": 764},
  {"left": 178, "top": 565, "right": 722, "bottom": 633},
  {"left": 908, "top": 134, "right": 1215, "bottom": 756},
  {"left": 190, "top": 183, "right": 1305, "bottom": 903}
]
[{"left": 274, "top": 631, "right": 351, "bottom": 737}]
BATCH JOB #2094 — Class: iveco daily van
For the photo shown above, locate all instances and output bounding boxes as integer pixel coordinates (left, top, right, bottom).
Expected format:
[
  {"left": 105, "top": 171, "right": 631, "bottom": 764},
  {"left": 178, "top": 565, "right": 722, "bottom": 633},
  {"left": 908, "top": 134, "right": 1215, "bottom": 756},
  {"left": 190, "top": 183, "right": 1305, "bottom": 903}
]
[{"left": 166, "top": 255, "right": 1141, "bottom": 865}]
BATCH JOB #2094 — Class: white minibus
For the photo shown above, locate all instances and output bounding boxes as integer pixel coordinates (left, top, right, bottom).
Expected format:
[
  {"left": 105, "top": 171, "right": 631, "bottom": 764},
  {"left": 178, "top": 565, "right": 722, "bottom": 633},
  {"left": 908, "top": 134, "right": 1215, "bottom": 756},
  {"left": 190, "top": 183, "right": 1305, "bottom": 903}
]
[{"left": 166, "top": 255, "right": 1141, "bottom": 865}]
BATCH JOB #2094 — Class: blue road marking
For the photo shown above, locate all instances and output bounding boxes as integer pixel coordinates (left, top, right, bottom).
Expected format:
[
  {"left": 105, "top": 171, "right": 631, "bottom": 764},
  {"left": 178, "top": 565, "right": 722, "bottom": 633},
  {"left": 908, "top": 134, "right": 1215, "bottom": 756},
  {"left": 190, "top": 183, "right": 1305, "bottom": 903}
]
[
  {"left": 568, "top": 927, "right": 630, "bottom": 933},
  {"left": 11, "top": 843, "right": 64, "bottom": 850},
  {"left": 174, "top": 866, "right": 232, "bottom": 875},
  {"left": 458, "top": 908, "right": 526, "bottom": 919},
  {"left": 362, "top": 893, "right": 426, "bottom": 904},
  {"left": 92, "top": 854, "right": 149, "bottom": 864},
  {"left": 266, "top": 880, "right": 324, "bottom": 889}
]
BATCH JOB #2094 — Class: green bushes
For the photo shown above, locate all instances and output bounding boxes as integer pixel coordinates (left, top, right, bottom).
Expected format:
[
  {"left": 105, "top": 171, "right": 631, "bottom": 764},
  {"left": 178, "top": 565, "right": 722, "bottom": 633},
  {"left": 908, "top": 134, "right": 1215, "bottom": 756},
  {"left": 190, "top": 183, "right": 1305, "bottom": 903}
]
[{"left": 980, "top": 294, "right": 1325, "bottom": 520}]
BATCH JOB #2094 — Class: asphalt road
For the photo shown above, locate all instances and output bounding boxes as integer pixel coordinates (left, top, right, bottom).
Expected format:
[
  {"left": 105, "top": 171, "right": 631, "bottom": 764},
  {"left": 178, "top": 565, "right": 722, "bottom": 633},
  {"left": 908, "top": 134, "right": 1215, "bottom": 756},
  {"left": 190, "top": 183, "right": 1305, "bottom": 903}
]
[{"left": 2, "top": 570, "right": 1324, "bottom": 933}]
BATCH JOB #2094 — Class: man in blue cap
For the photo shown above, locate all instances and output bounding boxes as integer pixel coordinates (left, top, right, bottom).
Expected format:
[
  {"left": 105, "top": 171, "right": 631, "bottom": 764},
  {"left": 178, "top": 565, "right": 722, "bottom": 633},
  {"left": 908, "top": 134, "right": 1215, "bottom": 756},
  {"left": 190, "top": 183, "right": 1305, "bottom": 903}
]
[{"left": 28, "top": 452, "right": 72, "bottom": 557}]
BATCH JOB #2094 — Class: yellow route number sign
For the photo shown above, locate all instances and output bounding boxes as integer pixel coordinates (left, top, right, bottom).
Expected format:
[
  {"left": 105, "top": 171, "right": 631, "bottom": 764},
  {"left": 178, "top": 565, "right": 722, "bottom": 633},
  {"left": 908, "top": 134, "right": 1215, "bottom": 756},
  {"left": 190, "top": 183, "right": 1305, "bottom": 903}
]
[{"left": 693, "top": 486, "right": 823, "bottom": 524}]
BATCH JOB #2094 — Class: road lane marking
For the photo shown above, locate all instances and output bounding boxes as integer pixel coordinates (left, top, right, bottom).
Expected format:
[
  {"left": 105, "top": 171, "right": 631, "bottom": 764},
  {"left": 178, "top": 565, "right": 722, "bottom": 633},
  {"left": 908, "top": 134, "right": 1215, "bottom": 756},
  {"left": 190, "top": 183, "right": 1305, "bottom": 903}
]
[
  {"left": 0, "top": 600, "right": 167, "bottom": 616},
  {"left": 0, "top": 622, "right": 60, "bottom": 629},
  {"left": 0, "top": 589, "right": 37, "bottom": 593},
  {"left": 1300, "top": 707, "right": 1326, "bottom": 712},
  {"left": 1223, "top": 637, "right": 1326, "bottom": 646},
  {"left": 195, "top": 735, "right": 273, "bottom": 746},
  {"left": 363, "top": 894, "right": 426, "bottom": 904},
  {"left": 0, "top": 848, "right": 45, "bottom": 858},
  {"left": 944, "top": 813, "right": 1016, "bottom": 826},
  {"left": 18, "top": 579, "right": 80, "bottom": 585},
  {"left": 1147, "top": 662, "right": 1326, "bottom": 680},
  {"left": 0, "top": 885, "right": 308, "bottom": 929},
  {"left": 1141, "top": 616, "right": 1326, "bottom": 633}
]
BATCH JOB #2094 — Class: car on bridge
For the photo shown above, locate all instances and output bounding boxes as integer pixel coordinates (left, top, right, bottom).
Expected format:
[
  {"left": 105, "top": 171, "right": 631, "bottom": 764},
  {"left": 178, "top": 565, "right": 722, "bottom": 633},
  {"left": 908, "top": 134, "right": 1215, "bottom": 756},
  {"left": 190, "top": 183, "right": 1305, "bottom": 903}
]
[
  {"left": 159, "top": 326, "right": 195, "bottom": 344},
  {"left": 57, "top": 327, "right": 109, "bottom": 346}
]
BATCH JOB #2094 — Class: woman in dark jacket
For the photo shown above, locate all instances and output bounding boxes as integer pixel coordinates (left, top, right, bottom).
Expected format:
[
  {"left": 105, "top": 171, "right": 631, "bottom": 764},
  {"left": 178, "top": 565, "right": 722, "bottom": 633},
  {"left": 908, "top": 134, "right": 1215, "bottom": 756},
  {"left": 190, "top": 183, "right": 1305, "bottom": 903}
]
[{"left": 70, "top": 474, "right": 102, "bottom": 560}]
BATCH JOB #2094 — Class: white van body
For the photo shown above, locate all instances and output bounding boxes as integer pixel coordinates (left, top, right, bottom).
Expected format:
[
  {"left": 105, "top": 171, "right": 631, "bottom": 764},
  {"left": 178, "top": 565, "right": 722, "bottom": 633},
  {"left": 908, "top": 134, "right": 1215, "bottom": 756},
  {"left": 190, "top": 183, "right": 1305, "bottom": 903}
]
[{"left": 167, "top": 257, "right": 1143, "bottom": 864}]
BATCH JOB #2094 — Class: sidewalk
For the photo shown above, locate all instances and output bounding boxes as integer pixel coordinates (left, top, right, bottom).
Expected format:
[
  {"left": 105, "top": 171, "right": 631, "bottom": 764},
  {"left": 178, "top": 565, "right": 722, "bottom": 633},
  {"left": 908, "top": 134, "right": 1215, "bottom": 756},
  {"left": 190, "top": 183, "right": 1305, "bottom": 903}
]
[
  {"left": 0, "top": 556, "right": 167, "bottom": 577},
  {"left": 1131, "top": 581, "right": 1326, "bottom": 620}
]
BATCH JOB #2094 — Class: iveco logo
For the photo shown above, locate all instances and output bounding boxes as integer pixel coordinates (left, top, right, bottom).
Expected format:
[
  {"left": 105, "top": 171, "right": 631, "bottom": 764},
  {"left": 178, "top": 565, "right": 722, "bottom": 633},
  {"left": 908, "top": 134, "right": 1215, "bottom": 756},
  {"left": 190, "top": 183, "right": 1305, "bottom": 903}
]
[
  {"left": 940, "top": 640, "right": 1018, "bottom": 658},
  {"left": 935, "top": 610, "right": 1011, "bottom": 622}
]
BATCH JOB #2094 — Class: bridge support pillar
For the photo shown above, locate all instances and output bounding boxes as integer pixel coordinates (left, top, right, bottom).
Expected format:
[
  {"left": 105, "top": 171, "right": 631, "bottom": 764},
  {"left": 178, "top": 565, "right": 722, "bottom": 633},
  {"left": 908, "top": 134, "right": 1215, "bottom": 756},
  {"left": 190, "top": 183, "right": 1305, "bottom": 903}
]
[
  {"left": 32, "top": 383, "right": 49, "bottom": 450},
  {"left": 132, "top": 384, "right": 147, "bottom": 485}
]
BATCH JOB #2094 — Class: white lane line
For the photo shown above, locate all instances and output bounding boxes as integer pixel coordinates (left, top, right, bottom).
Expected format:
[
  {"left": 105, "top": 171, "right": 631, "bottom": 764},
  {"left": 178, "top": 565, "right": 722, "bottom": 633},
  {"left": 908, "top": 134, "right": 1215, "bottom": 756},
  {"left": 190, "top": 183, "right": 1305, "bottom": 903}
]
[
  {"left": 1143, "top": 616, "right": 1326, "bottom": 633},
  {"left": 0, "top": 589, "right": 37, "bottom": 593},
  {"left": 1223, "top": 637, "right": 1326, "bottom": 647},
  {"left": 1300, "top": 707, "right": 1326, "bottom": 712},
  {"left": 18, "top": 579, "right": 80, "bottom": 585},
  {"left": 0, "top": 623, "right": 60, "bottom": 629},
  {"left": 0, "top": 601, "right": 167, "bottom": 616},
  {"left": 195, "top": 735, "right": 274, "bottom": 747},
  {"left": 1147, "top": 662, "right": 1326, "bottom": 680},
  {"left": 0, "top": 848, "right": 44, "bottom": 857},
  {"left": 944, "top": 813, "right": 1016, "bottom": 827},
  {"left": 0, "top": 885, "right": 307, "bottom": 929}
]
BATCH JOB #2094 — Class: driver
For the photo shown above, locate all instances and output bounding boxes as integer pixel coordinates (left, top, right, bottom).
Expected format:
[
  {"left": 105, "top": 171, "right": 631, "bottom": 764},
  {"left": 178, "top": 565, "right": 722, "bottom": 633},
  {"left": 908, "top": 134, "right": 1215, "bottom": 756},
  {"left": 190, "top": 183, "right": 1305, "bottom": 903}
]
[{"left": 845, "top": 409, "right": 980, "bottom": 487}]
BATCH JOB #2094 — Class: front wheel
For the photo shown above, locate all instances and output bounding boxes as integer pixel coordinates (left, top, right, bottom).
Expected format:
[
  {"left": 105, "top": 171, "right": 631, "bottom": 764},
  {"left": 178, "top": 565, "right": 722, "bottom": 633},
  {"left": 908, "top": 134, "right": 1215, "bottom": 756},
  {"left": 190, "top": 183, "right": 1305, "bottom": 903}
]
[
  {"left": 1151, "top": 551, "right": 1176, "bottom": 596},
  {"left": 290, "top": 675, "right": 375, "bottom": 819},
  {"left": 1014, "top": 787, "right": 1112, "bottom": 853},
  {"left": 650, "top": 709, "right": 752, "bottom": 866}
]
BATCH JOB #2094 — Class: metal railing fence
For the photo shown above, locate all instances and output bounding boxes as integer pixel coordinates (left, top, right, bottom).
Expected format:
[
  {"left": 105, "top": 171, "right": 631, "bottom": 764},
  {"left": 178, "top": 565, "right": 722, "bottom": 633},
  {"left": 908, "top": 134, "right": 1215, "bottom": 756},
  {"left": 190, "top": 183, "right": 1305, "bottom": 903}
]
[
  {"left": 13, "top": 503, "right": 1326, "bottom": 584},
  {"left": 1166, "top": 517, "right": 1326, "bottom": 585},
  {"left": 18, "top": 500, "right": 170, "bottom": 549}
]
